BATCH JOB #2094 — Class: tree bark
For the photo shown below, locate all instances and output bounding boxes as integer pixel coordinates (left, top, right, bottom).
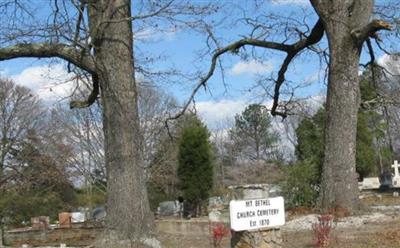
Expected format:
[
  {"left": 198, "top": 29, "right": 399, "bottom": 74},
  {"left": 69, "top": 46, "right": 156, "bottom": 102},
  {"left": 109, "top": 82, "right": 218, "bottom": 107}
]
[
  {"left": 87, "top": 1, "right": 157, "bottom": 247},
  {"left": 314, "top": 0, "right": 374, "bottom": 212},
  {"left": 0, "top": 0, "right": 157, "bottom": 246}
]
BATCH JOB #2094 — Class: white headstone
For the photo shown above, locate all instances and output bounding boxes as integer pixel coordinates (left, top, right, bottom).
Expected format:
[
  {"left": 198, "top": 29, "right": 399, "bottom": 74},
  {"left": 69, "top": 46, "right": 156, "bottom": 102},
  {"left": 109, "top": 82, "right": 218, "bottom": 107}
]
[
  {"left": 229, "top": 196, "right": 285, "bottom": 231},
  {"left": 361, "top": 177, "right": 380, "bottom": 190},
  {"left": 208, "top": 209, "right": 222, "bottom": 222},
  {"left": 392, "top": 161, "right": 400, "bottom": 176},
  {"left": 71, "top": 212, "right": 86, "bottom": 223},
  {"left": 392, "top": 161, "right": 400, "bottom": 187}
]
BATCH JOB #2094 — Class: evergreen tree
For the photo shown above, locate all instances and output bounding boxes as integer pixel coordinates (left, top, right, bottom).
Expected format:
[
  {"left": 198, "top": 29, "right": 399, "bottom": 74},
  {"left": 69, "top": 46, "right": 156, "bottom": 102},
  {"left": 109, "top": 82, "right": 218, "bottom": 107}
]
[
  {"left": 295, "top": 108, "right": 325, "bottom": 178},
  {"left": 230, "top": 104, "right": 279, "bottom": 162},
  {"left": 295, "top": 74, "right": 392, "bottom": 180},
  {"left": 177, "top": 115, "right": 213, "bottom": 216},
  {"left": 295, "top": 107, "right": 379, "bottom": 180}
]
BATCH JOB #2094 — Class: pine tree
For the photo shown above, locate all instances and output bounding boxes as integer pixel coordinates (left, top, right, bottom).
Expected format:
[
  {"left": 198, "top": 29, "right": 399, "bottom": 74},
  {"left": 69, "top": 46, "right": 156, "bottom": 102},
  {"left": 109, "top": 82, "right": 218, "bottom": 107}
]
[
  {"left": 230, "top": 104, "right": 279, "bottom": 162},
  {"left": 295, "top": 71, "right": 393, "bottom": 180},
  {"left": 177, "top": 115, "right": 213, "bottom": 216}
]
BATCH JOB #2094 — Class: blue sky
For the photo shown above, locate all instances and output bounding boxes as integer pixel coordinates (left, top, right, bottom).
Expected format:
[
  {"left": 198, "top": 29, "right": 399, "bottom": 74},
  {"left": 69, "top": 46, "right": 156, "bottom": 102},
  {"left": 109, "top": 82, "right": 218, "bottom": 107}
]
[{"left": 0, "top": 0, "right": 398, "bottom": 130}]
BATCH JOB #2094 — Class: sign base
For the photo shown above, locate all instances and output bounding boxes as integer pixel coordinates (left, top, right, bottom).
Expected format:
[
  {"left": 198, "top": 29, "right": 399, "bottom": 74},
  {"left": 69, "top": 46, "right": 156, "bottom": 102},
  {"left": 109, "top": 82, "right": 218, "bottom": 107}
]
[{"left": 231, "top": 228, "right": 282, "bottom": 248}]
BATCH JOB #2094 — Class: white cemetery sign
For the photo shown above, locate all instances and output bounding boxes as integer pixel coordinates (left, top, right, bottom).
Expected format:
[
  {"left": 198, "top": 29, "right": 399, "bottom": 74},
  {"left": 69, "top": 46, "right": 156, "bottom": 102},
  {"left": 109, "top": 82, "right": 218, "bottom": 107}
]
[
  {"left": 392, "top": 160, "right": 400, "bottom": 187},
  {"left": 229, "top": 196, "right": 285, "bottom": 231}
]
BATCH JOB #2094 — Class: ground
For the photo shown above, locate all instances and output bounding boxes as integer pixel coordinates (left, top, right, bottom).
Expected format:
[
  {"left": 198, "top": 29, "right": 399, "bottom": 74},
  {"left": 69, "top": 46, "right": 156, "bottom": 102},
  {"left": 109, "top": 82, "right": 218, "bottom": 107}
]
[
  {"left": 158, "top": 194, "right": 400, "bottom": 248},
  {"left": 4, "top": 194, "right": 400, "bottom": 247},
  {"left": 158, "top": 216, "right": 400, "bottom": 248}
]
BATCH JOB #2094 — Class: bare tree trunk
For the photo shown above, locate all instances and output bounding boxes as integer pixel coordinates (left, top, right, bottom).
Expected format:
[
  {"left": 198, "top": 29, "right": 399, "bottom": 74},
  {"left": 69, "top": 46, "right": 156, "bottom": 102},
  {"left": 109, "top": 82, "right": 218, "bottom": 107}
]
[
  {"left": 316, "top": 0, "right": 374, "bottom": 212},
  {"left": 88, "top": 1, "right": 156, "bottom": 247}
]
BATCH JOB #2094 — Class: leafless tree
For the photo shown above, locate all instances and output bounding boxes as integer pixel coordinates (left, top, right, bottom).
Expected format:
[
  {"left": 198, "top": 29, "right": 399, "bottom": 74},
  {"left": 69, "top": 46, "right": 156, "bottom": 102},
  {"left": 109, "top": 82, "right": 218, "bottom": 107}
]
[
  {"left": 168, "top": 1, "right": 397, "bottom": 215},
  {"left": 0, "top": 78, "right": 45, "bottom": 186},
  {"left": 0, "top": 1, "right": 218, "bottom": 245}
]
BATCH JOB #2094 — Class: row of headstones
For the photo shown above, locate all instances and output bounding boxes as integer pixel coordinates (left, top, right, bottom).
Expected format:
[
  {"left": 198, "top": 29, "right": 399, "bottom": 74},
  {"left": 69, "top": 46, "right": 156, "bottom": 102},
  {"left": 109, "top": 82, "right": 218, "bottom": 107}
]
[
  {"left": 28, "top": 206, "right": 108, "bottom": 230},
  {"left": 29, "top": 212, "right": 86, "bottom": 230},
  {"left": 359, "top": 160, "right": 400, "bottom": 190}
]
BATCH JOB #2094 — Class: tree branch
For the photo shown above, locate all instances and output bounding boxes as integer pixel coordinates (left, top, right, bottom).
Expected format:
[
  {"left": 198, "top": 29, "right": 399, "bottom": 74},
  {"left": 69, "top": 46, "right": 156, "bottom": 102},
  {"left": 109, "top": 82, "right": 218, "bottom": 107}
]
[
  {"left": 271, "top": 18, "right": 324, "bottom": 117},
  {"left": 351, "top": 19, "right": 392, "bottom": 44},
  {"left": 0, "top": 43, "right": 96, "bottom": 73},
  {"left": 70, "top": 73, "right": 99, "bottom": 109},
  {"left": 91, "top": 0, "right": 175, "bottom": 33},
  {"left": 166, "top": 18, "right": 325, "bottom": 123}
]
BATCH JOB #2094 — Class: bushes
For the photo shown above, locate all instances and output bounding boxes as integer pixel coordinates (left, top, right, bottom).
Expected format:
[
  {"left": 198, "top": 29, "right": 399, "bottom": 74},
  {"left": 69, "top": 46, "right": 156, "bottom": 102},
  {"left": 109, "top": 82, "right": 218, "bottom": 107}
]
[
  {"left": 281, "top": 161, "right": 319, "bottom": 209},
  {"left": 0, "top": 189, "right": 70, "bottom": 226}
]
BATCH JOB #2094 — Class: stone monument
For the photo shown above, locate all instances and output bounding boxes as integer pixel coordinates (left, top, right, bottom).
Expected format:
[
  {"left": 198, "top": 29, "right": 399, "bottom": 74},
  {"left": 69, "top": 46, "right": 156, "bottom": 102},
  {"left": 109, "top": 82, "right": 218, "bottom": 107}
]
[{"left": 229, "top": 184, "right": 283, "bottom": 248}]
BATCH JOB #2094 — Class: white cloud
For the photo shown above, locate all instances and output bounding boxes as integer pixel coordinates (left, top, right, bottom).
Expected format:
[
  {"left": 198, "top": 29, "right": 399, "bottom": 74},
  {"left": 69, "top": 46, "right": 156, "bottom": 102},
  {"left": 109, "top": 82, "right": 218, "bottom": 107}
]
[
  {"left": 378, "top": 54, "right": 400, "bottom": 76},
  {"left": 271, "top": 0, "right": 309, "bottom": 6},
  {"left": 134, "top": 27, "right": 177, "bottom": 42},
  {"left": 196, "top": 99, "right": 248, "bottom": 129},
  {"left": 11, "top": 64, "right": 77, "bottom": 102},
  {"left": 230, "top": 60, "right": 274, "bottom": 76}
]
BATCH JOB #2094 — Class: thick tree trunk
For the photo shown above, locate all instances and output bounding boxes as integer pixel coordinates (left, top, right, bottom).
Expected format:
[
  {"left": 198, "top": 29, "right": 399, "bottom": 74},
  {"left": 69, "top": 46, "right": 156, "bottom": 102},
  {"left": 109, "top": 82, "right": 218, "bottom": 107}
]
[
  {"left": 318, "top": 0, "right": 374, "bottom": 212},
  {"left": 320, "top": 35, "right": 361, "bottom": 211},
  {"left": 88, "top": 1, "right": 157, "bottom": 247}
]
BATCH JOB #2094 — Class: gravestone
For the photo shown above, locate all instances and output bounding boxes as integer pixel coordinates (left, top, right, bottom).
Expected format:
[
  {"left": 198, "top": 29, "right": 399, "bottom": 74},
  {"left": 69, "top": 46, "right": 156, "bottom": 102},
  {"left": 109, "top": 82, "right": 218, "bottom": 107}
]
[
  {"left": 379, "top": 172, "right": 392, "bottom": 189},
  {"left": 209, "top": 209, "right": 222, "bottom": 222},
  {"left": 392, "top": 160, "right": 400, "bottom": 187},
  {"left": 92, "top": 206, "right": 106, "bottom": 221},
  {"left": 71, "top": 212, "right": 86, "bottom": 223},
  {"left": 59, "top": 212, "right": 71, "bottom": 228},
  {"left": 209, "top": 196, "right": 224, "bottom": 210},
  {"left": 361, "top": 177, "right": 380, "bottom": 190},
  {"left": 157, "top": 201, "right": 183, "bottom": 217},
  {"left": 229, "top": 184, "right": 283, "bottom": 248},
  {"left": 31, "top": 216, "right": 49, "bottom": 230}
]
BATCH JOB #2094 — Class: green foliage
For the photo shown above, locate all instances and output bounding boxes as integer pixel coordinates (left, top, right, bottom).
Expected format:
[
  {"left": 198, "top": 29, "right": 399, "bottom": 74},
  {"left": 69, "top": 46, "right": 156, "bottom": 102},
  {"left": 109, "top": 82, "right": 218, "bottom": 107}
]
[
  {"left": 295, "top": 107, "right": 384, "bottom": 180},
  {"left": 289, "top": 73, "right": 394, "bottom": 208},
  {"left": 295, "top": 108, "right": 325, "bottom": 178},
  {"left": 177, "top": 115, "right": 213, "bottom": 211},
  {"left": 0, "top": 135, "right": 76, "bottom": 226},
  {"left": 281, "top": 161, "right": 319, "bottom": 208},
  {"left": 147, "top": 182, "right": 175, "bottom": 211},
  {"left": 74, "top": 187, "right": 107, "bottom": 208},
  {"left": 230, "top": 104, "right": 279, "bottom": 161},
  {"left": 0, "top": 189, "right": 70, "bottom": 226},
  {"left": 356, "top": 111, "right": 378, "bottom": 178}
]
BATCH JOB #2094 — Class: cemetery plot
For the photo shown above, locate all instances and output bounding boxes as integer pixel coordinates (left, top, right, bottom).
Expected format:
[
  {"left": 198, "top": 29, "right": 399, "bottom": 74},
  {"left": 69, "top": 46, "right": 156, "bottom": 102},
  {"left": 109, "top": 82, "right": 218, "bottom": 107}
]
[{"left": 229, "top": 196, "right": 285, "bottom": 231}]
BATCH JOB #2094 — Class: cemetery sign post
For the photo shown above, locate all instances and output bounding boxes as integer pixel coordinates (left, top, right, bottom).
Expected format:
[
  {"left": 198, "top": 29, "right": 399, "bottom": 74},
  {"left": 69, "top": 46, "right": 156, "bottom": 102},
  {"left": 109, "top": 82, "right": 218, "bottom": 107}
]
[
  {"left": 229, "top": 184, "right": 284, "bottom": 248},
  {"left": 229, "top": 197, "right": 285, "bottom": 231}
]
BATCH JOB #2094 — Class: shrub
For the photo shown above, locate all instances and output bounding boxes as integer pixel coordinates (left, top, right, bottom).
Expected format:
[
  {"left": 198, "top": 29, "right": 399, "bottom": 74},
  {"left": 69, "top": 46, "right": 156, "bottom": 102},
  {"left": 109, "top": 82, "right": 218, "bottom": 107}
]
[
  {"left": 209, "top": 222, "right": 230, "bottom": 247},
  {"left": 281, "top": 161, "right": 319, "bottom": 209},
  {"left": 312, "top": 214, "right": 334, "bottom": 247}
]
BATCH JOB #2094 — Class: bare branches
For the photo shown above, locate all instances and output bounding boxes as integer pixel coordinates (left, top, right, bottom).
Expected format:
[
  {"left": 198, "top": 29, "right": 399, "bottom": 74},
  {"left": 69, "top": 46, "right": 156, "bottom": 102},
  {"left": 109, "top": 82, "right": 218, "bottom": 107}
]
[
  {"left": 70, "top": 73, "right": 99, "bottom": 109},
  {"left": 131, "top": 0, "right": 175, "bottom": 21},
  {"left": 0, "top": 42, "right": 99, "bottom": 109},
  {"left": 0, "top": 43, "right": 95, "bottom": 73},
  {"left": 94, "top": 0, "right": 176, "bottom": 26},
  {"left": 167, "top": 18, "right": 324, "bottom": 123}
]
